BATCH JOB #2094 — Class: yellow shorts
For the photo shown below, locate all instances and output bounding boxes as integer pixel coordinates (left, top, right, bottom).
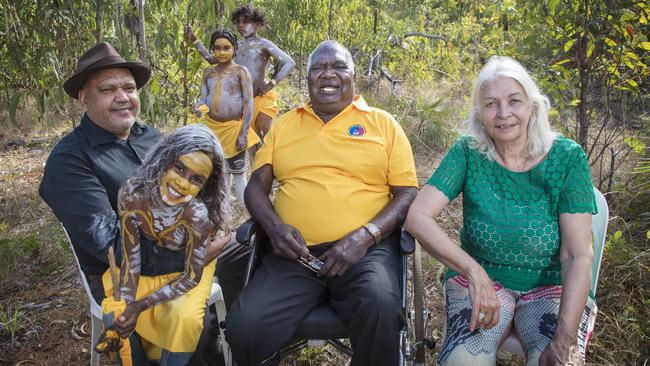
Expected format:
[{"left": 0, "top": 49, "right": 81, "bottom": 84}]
[
  {"left": 253, "top": 90, "right": 279, "bottom": 130},
  {"left": 202, "top": 116, "right": 261, "bottom": 159}
]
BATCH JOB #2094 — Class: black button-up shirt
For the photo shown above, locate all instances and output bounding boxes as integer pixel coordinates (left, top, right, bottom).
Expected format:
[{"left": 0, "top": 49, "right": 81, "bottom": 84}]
[{"left": 40, "top": 114, "right": 161, "bottom": 276}]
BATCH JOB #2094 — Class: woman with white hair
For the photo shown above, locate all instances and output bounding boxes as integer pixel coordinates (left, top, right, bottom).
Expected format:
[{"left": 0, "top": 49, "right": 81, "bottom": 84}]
[
  {"left": 100, "top": 124, "right": 232, "bottom": 365},
  {"left": 405, "top": 56, "right": 597, "bottom": 366}
]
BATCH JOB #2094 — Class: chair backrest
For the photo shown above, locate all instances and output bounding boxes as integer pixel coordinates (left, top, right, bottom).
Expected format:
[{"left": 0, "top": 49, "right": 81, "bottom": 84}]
[
  {"left": 60, "top": 223, "right": 102, "bottom": 316},
  {"left": 500, "top": 187, "right": 609, "bottom": 357},
  {"left": 590, "top": 187, "right": 608, "bottom": 297}
]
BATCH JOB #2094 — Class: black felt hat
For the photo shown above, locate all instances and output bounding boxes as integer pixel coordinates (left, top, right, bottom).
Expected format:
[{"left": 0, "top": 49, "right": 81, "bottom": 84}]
[{"left": 63, "top": 42, "right": 151, "bottom": 99}]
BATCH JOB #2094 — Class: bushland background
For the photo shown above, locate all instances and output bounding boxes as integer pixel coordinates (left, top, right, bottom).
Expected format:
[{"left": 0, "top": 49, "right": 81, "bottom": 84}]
[{"left": 0, "top": 0, "right": 648, "bottom": 365}]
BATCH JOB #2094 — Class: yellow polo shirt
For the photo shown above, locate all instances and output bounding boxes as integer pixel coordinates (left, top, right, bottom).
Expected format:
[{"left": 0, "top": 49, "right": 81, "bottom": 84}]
[{"left": 252, "top": 95, "right": 417, "bottom": 245}]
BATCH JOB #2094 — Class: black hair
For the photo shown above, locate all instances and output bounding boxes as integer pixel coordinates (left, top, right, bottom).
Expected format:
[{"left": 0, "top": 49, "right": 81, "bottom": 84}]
[
  {"left": 230, "top": 4, "right": 266, "bottom": 26},
  {"left": 210, "top": 29, "right": 238, "bottom": 50}
]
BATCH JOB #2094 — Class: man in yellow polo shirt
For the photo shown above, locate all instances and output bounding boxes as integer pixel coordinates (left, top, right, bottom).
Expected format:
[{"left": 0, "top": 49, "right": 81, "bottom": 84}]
[{"left": 226, "top": 40, "right": 418, "bottom": 366}]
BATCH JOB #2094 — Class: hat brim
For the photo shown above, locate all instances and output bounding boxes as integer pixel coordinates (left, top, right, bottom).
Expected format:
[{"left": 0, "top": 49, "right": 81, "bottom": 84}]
[{"left": 63, "top": 61, "right": 151, "bottom": 99}]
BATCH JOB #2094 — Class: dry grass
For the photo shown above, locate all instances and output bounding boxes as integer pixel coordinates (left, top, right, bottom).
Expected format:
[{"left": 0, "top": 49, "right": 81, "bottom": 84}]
[{"left": 0, "top": 126, "right": 96, "bottom": 365}]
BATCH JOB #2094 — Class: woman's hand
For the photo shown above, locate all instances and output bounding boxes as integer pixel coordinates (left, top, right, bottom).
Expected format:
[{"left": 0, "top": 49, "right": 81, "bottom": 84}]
[
  {"left": 113, "top": 301, "right": 146, "bottom": 338},
  {"left": 539, "top": 335, "right": 582, "bottom": 366},
  {"left": 465, "top": 266, "right": 500, "bottom": 332}
]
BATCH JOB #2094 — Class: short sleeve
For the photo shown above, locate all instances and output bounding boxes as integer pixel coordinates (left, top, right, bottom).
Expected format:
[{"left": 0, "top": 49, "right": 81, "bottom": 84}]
[
  {"left": 386, "top": 117, "right": 418, "bottom": 187},
  {"left": 426, "top": 137, "right": 468, "bottom": 201},
  {"left": 557, "top": 145, "right": 597, "bottom": 214},
  {"left": 251, "top": 119, "right": 277, "bottom": 171}
]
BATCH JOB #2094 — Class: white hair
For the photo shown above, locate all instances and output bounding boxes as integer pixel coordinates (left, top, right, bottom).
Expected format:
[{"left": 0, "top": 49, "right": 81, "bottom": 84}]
[
  {"left": 306, "top": 40, "right": 355, "bottom": 75},
  {"left": 463, "top": 55, "right": 558, "bottom": 161}
]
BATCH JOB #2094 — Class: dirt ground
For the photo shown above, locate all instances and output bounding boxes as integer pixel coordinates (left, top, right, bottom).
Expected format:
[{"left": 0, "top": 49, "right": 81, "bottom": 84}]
[{"left": 0, "top": 134, "right": 523, "bottom": 366}]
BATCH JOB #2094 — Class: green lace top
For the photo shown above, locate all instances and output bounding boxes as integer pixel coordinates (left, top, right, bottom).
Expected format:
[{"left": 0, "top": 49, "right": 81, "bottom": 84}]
[{"left": 427, "top": 135, "right": 597, "bottom": 292}]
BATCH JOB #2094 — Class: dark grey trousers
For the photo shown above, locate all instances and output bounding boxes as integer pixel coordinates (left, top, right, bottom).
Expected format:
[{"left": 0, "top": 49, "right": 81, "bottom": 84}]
[{"left": 225, "top": 236, "right": 403, "bottom": 366}]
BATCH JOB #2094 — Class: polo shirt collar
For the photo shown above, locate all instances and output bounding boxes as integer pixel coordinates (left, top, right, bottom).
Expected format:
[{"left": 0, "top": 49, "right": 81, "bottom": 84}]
[
  {"left": 80, "top": 113, "right": 146, "bottom": 147},
  {"left": 301, "top": 95, "right": 370, "bottom": 117}
]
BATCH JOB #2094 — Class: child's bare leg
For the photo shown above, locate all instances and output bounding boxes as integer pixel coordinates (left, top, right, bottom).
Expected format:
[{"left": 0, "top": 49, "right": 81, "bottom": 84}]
[
  {"left": 226, "top": 151, "right": 247, "bottom": 208},
  {"left": 234, "top": 173, "right": 247, "bottom": 208}
]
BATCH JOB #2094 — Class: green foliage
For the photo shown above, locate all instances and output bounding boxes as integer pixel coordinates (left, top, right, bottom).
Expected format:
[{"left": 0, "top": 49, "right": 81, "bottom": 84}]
[
  {"left": 0, "top": 235, "right": 39, "bottom": 281},
  {"left": 8, "top": 93, "right": 21, "bottom": 129},
  {"left": 604, "top": 230, "right": 632, "bottom": 265},
  {"left": 625, "top": 137, "right": 646, "bottom": 153},
  {"left": 0, "top": 304, "right": 25, "bottom": 344}
]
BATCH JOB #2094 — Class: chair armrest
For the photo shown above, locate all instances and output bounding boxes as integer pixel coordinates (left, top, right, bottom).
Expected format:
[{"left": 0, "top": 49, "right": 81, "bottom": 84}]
[
  {"left": 236, "top": 218, "right": 260, "bottom": 246},
  {"left": 400, "top": 229, "right": 415, "bottom": 255}
]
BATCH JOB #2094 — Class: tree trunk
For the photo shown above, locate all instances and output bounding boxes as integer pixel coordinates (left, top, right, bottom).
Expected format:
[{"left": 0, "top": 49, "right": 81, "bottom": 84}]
[
  {"left": 126, "top": 0, "right": 146, "bottom": 61},
  {"left": 182, "top": 2, "right": 192, "bottom": 126},
  {"left": 95, "top": 0, "right": 102, "bottom": 42},
  {"left": 137, "top": 0, "right": 146, "bottom": 62},
  {"left": 214, "top": 0, "right": 225, "bottom": 27},
  {"left": 373, "top": 6, "right": 378, "bottom": 35},
  {"left": 327, "top": 0, "right": 334, "bottom": 38},
  {"left": 298, "top": 47, "right": 303, "bottom": 90},
  {"left": 576, "top": 68, "right": 589, "bottom": 150},
  {"left": 115, "top": 0, "right": 123, "bottom": 40},
  {"left": 575, "top": 2, "right": 590, "bottom": 151}
]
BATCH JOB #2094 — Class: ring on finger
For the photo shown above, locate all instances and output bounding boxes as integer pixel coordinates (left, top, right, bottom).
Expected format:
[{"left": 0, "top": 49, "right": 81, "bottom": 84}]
[{"left": 478, "top": 312, "right": 486, "bottom": 321}]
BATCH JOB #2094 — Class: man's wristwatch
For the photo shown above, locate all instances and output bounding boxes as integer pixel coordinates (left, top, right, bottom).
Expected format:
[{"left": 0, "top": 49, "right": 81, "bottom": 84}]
[{"left": 363, "top": 223, "right": 381, "bottom": 245}]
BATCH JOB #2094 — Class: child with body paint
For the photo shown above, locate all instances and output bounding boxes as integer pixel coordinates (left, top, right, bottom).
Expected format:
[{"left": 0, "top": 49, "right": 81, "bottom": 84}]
[
  {"left": 193, "top": 29, "right": 258, "bottom": 208},
  {"left": 100, "top": 124, "right": 231, "bottom": 365}
]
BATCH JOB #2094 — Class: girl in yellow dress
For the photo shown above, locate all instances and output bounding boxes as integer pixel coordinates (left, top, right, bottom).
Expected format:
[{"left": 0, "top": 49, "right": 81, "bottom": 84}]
[{"left": 102, "top": 124, "right": 231, "bottom": 365}]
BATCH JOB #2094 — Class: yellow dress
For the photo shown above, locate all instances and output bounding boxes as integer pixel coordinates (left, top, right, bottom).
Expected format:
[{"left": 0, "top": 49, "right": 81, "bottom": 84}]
[{"left": 102, "top": 258, "right": 217, "bottom": 356}]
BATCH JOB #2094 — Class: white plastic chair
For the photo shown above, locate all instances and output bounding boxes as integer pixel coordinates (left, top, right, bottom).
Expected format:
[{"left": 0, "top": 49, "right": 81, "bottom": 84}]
[
  {"left": 60, "top": 223, "right": 231, "bottom": 366},
  {"left": 499, "top": 187, "right": 609, "bottom": 356},
  {"left": 207, "top": 281, "right": 232, "bottom": 366},
  {"left": 60, "top": 223, "right": 103, "bottom": 366}
]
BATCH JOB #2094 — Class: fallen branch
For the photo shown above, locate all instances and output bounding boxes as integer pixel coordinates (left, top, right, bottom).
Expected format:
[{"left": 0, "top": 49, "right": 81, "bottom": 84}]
[
  {"left": 415, "top": 134, "right": 436, "bottom": 154},
  {"left": 3, "top": 137, "right": 54, "bottom": 150},
  {"left": 367, "top": 50, "right": 382, "bottom": 78},
  {"left": 379, "top": 67, "right": 404, "bottom": 95},
  {"left": 15, "top": 360, "right": 42, "bottom": 365},
  {"left": 21, "top": 299, "right": 62, "bottom": 312},
  {"left": 71, "top": 320, "right": 84, "bottom": 340},
  {"left": 431, "top": 68, "right": 451, "bottom": 78}
]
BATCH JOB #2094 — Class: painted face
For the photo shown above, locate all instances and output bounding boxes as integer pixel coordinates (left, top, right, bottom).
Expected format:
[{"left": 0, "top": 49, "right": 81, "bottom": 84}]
[
  {"left": 160, "top": 152, "right": 213, "bottom": 206},
  {"left": 480, "top": 76, "right": 532, "bottom": 147},
  {"left": 235, "top": 17, "right": 259, "bottom": 38},
  {"left": 212, "top": 38, "right": 235, "bottom": 64},
  {"left": 307, "top": 43, "right": 355, "bottom": 122},
  {"left": 79, "top": 68, "right": 140, "bottom": 139}
]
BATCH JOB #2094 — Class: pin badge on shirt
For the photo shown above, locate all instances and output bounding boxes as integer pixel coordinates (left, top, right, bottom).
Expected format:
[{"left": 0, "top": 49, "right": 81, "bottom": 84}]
[{"left": 348, "top": 124, "right": 366, "bottom": 137}]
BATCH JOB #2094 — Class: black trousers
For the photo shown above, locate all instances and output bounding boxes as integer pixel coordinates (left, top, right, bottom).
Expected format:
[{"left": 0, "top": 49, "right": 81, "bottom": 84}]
[
  {"left": 214, "top": 238, "right": 250, "bottom": 311},
  {"left": 226, "top": 235, "right": 403, "bottom": 366}
]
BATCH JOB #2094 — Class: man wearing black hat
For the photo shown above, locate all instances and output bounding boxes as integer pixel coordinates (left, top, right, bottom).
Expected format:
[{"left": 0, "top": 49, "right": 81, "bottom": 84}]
[
  {"left": 40, "top": 42, "right": 245, "bottom": 365},
  {"left": 40, "top": 42, "right": 164, "bottom": 303}
]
